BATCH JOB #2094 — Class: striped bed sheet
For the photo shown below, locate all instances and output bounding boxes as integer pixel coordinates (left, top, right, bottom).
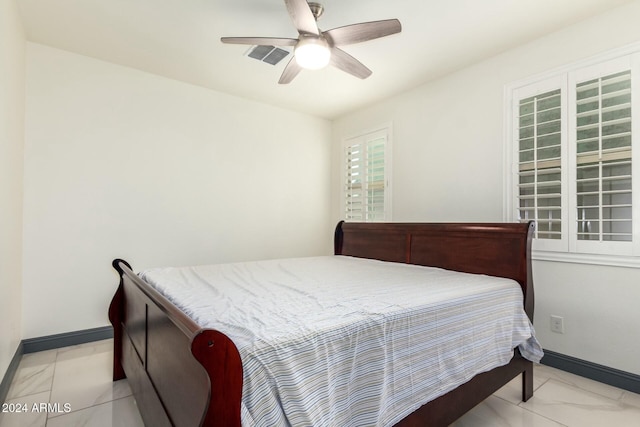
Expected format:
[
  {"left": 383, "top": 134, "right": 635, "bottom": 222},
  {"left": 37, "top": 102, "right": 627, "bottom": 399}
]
[{"left": 140, "top": 255, "right": 543, "bottom": 427}]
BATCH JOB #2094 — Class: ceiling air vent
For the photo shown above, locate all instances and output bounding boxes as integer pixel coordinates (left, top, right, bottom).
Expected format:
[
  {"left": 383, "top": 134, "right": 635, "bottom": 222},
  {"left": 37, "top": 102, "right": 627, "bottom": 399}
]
[{"left": 246, "top": 45, "right": 290, "bottom": 65}]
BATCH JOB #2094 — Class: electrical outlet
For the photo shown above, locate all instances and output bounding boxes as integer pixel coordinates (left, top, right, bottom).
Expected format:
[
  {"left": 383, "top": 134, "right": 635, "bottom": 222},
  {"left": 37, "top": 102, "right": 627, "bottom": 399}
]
[{"left": 550, "top": 315, "right": 564, "bottom": 334}]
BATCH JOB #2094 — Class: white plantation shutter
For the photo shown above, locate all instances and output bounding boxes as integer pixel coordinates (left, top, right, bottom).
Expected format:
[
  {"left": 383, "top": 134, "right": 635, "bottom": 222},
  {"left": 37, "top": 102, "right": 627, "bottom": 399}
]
[
  {"left": 365, "top": 137, "right": 386, "bottom": 220},
  {"left": 517, "top": 89, "right": 564, "bottom": 240},
  {"left": 575, "top": 71, "right": 632, "bottom": 242},
  {"left": 345, "top": 143, "right": 365, "bottom": 220},
  {"left": 569, "top": 56, "right": 638, "bottom": 256},
  {"left": 513, "top": 76, "right": 568, "bottom": 252},
  {"left": 509, "top": 50, "right": 640, "bottom": 259},
  {"left": 344, "top": 129, "right": 391, "bottom": 221}
]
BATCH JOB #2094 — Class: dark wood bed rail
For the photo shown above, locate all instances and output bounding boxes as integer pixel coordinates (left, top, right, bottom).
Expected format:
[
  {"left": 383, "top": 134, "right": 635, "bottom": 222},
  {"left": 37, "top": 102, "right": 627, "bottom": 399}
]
[{"left": 334, "top": 221, "right": 535, "bottom": 320}]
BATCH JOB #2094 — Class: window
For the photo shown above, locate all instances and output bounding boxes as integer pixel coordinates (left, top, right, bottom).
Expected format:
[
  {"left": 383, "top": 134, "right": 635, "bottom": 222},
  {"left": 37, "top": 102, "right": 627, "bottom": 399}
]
[
  {"left": 506, "top": 48, "right": 640, "bottom": 263},
  {"left": 343, "top": 127, "right": 392, "bottom": 221}
]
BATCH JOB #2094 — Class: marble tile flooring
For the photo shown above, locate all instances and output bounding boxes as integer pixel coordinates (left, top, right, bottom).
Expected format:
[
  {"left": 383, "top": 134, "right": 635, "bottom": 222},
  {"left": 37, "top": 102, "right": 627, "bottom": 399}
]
[{"left": 1, "top": 339, "right": 639, "bottom": 426}]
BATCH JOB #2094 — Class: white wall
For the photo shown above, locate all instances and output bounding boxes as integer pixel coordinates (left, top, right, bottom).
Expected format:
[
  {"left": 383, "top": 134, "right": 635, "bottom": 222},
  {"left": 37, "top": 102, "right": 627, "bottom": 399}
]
[
  {"left": 22, "top": 43, "right": 333, "bottom": 339},
  {"left": 0, "top": 0, "right": 25, "bottom": 379},
  {"left": 332, "top": 2, "right": 640, "bottom": 374}
]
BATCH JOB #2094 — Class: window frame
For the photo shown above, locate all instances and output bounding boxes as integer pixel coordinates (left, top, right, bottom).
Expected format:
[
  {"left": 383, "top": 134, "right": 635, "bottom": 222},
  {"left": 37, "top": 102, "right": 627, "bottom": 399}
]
[
  {"left": 504, "top": 42, "right": 640, "bottom": 267},
  {"left": 342, "top": 125, "right": 393, "bottom": 222}
]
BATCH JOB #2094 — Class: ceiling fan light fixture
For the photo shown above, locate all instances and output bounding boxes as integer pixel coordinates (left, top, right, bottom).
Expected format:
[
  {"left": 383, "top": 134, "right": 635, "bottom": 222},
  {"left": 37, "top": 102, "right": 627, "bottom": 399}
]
[{"left": 294, "top": 36, "right": 331, "bottom": 70}]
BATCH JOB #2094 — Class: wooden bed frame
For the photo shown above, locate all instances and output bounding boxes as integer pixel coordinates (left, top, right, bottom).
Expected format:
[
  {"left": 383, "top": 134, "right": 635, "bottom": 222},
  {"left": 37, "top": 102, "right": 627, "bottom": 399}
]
[{"left": 109, "top": 221, "right": 535, "bottom": 427}]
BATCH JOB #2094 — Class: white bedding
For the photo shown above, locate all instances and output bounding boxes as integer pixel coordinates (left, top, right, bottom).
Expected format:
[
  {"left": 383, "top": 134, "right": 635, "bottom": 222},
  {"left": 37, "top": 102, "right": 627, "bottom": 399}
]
[{"left": 140, "top": 255, "right": 542, "bottom": 427}]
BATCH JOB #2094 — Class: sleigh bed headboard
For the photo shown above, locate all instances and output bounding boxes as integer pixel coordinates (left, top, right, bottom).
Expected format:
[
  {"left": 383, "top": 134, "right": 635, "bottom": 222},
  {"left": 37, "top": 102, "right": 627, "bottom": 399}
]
[{"left": 334, "top": 221, "right": 535, "bottom": 320}]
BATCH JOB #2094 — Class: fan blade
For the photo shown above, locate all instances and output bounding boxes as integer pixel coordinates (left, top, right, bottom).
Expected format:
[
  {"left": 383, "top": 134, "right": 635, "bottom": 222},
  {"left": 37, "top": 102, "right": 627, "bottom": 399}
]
[
  {"left": 284, "top": 0, "right": 319, "bottom": 36},
  {"left": 279, "top": 57, "right": 303, "bottom": 84},
  {"left": 324, "top": 19, "right": 401, "bottom": 46},
  {"left": 221, "top": 37, "right": 298, "bottom": 46},
  {"left": 330, "top": 47, "right": 372, "bottom": 79}
]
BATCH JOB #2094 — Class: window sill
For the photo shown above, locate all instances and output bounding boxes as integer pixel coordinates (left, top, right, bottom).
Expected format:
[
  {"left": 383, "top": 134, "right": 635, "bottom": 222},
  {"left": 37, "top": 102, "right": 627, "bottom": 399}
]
[{"left": 532, "top": 250, "right": 640, "bottom": 269}]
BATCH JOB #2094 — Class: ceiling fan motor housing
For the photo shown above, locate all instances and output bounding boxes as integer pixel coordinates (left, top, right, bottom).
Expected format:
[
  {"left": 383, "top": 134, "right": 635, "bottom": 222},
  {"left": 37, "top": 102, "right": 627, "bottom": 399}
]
[{"left": 307, "top": 2, "right": 324, "bottom": 20}]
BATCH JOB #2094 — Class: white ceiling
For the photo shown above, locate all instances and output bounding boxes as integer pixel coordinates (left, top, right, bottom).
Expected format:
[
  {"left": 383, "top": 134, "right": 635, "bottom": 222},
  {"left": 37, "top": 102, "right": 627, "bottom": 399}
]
[{"left": 17, "top": 0, "right": 635, "bottom": 119}]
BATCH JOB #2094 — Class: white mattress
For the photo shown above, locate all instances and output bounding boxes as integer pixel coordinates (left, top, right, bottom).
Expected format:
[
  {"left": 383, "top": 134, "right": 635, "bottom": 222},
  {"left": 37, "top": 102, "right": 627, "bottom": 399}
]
[{"left": 140, "top": 255, "right": 542, "bottom": 427}]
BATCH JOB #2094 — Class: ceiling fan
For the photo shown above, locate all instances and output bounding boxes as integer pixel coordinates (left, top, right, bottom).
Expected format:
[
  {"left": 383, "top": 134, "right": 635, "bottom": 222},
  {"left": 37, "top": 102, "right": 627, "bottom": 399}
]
[{"left": 221, "top": 0, "right": 401, "bottom": 84}]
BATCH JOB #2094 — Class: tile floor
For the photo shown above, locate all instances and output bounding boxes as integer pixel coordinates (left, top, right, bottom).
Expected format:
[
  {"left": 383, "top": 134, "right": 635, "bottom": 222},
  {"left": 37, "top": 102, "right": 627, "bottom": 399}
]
[{"left": 1, "top": 339, "right": 639, "bottom": 426}]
